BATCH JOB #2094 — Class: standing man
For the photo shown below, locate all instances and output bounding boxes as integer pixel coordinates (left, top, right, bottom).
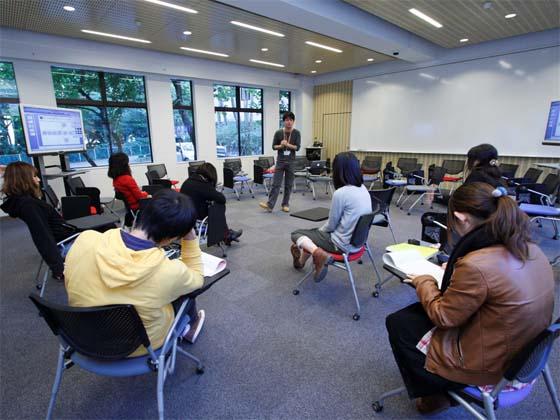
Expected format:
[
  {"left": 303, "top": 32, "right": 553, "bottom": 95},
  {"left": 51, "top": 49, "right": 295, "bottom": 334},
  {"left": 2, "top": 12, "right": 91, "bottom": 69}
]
[{"left": 259, "top": 111, "right": 301, "bottom": 212}]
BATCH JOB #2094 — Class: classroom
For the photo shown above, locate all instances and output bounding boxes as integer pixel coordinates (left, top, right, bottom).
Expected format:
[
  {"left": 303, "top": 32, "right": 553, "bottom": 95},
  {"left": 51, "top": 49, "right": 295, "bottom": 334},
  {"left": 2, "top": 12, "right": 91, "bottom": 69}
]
[{"left": 0, "top": 1, "right": 559, "bottom": 419}]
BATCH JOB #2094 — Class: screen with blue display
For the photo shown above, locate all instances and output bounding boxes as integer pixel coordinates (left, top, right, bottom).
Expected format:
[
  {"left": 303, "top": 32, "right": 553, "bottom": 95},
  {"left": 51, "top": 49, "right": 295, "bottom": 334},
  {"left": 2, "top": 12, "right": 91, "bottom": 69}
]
[
  {"left": 544, "top": 100, "right": 560, "bottom": 145},
  {"left": 20, "top": 105, "right": 86, "bottom": 155}
]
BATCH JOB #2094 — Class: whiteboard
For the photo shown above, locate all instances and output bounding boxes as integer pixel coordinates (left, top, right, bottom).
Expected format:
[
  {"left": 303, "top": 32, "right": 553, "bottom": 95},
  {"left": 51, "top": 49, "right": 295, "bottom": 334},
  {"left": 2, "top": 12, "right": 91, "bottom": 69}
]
[{"left": 350, "top": 46, "right": 560, "bottom": 157}]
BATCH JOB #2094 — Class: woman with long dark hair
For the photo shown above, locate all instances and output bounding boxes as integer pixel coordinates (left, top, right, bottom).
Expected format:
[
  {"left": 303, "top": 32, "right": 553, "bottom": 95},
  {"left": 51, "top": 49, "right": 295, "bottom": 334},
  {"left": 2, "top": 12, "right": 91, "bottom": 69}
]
[
  {"left": 385, "top": 182, "right": 554, "bottom": 414},
  {"left": 464, "top": 143, "right": 504, "bottom": 187},
  {"left": 290, "top": 152, "right": 372, "bottom": 281}
]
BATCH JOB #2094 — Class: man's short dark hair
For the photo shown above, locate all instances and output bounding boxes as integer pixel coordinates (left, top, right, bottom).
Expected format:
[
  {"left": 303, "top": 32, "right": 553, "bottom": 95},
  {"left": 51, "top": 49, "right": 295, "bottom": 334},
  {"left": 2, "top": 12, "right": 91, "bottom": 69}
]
[
  {"left": 282, "top": 111, "right": 295, "bottom": 121},
  {"left": 136, "top": 189, "right": 197, "bottom": 242}
]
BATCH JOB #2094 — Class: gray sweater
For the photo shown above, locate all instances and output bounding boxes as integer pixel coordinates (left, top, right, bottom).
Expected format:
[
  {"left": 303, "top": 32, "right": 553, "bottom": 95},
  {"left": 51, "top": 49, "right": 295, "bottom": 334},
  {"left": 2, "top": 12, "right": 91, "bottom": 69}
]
[{"left": 320, "top": 184, "right": 372, "bottom": 253}]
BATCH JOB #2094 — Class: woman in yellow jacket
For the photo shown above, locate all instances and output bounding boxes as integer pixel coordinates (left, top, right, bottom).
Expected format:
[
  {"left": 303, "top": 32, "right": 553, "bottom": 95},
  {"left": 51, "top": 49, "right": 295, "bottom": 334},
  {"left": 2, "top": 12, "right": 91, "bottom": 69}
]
[{"left": 65, "top": 190, "right": 205, "bottom": 356}]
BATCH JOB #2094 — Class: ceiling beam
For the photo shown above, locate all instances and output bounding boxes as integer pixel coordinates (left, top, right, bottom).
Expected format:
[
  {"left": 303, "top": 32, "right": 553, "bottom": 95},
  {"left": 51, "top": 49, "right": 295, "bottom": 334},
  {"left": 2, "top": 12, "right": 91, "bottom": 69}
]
[{"left": 217, "top": 0, "right": 442, "bottom": 63}]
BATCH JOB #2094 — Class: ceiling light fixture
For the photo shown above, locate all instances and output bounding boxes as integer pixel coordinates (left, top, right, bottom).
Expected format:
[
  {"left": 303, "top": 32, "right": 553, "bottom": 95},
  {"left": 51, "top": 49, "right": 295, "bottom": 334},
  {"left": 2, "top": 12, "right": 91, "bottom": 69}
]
[
  {"left": 367, "top": 58, "right": 374, "bottom": 62},
  {"left": 305, "top": 41, "right": 342, "bottom": 53},
  {"left": 310, "top": 70, "right": 317, "bottom": 74},
  {"left": 261, "top": 48, "right": 269, "bottom": 52},
  {"left": 315, "top": 59, "right": 322, "bottom": 63},
  {"left": 81, "top": 30, "right": 151, "bottom": 43},
  {"left": 460, "top": 38, "right": 469, "bottom": 43},
  {"left": 63, "top": 5, "right": 75, "bottom": 11},
  {"left": 505, "top": 13, "right": 517, "bottom": 18},
  {"left": 143, "top": 0, "right": 197, "bottom": 13},
  {"left": 183, "top": 31, "right": 192, "bottom": 35},
  {"left": 230, "top": 21, "right": 284, "bottom": 37},
  {"left": 419, "top": 72, "right": 436, "bottom": 80},
  {"left": 249, "top": 59, "right": 285, "bottom": 68},
  {"left": 408, "top": 8, "right": 443, "bottom": 28},
  {"left": 180, "top": 46, "right": 229, "bottom": 57}
]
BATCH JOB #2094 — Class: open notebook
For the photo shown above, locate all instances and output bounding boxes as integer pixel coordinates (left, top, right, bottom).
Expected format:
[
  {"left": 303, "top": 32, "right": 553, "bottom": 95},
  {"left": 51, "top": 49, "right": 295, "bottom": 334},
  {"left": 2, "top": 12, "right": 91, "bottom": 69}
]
[
  {"left": 383, "top": 250, "right": 444, "bottom": 289},
  {"left": 201, "top": 252, "right": 227, "bottom": 277}
]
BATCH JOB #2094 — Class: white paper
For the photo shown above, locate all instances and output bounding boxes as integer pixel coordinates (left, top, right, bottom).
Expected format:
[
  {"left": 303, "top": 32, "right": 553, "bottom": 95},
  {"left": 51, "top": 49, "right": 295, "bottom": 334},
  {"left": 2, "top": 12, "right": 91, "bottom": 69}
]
[
  {"left": 383, "top": 250, "right": 444, "bottom": 289},
  {"left": 201, "top": 252, "right": 227, "bottom": 277}
]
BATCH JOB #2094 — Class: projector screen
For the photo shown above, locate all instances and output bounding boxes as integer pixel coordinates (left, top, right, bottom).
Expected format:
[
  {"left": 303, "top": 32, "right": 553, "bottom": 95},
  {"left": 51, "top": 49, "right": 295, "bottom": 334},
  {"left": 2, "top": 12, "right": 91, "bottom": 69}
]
[
  {"left": 21, "top": 105, "right": 86, "bottom": 155},
  {"left": 544, "top": 100, "right": 560, "bottom": 145},
  {"left": 350, "top": 46, "right": 560, "bottom": 157}
]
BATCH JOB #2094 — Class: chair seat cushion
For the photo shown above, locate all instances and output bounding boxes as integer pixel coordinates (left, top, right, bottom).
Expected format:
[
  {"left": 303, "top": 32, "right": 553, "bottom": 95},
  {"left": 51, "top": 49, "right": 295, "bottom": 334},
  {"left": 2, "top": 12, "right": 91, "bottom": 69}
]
[
  {"left": 362, "top": 169, "right": 380, "bottom": 175},
  {"left": 519, "top": 203, "right": 560, "bottom": 217},
  {"left": 443, "top": 176, "right": 462, "bottom": 182},
  {"left": 460, "top": 383, "right": 534, "bottom": 408},
  {"left": 71, "top": 347, "right": 164, "bottom": 377},
  {"left": 328, "top": 246, "right": 365, "bottom": 262},
  {"left": 170, "top": 180, "right": 179, "bottom": 185},
  {"left": 363, "top": 175, "right": 379, "bottom": 182},
  {"left": 371, "top": 213, "right": 388, "bottom": 227},
  {"left": 308, "top": 175, "right": 332, "bottom": 182},
  {"left": 263, "top": 173, "right": 274, "bottom": 179},
  {"left": 386, "top": 179, "right": 407, "bottom": 186},
  {"left": 233, "top": 176, "right": 251, "bottom": 182},
  {"left": 264, "top": 168, "right": 275, "bottom": 174},
  {"left": 406, "top": 185, "right": 430, "bottom": 192}
]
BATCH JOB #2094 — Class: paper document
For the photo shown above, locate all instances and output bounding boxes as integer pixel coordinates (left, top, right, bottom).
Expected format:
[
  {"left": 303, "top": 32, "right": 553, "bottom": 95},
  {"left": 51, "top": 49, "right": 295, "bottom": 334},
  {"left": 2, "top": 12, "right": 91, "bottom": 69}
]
[
  {"left": 386, "top": 243, "right": 438, "bottom": 259},
  {"left": 201, "top": 252, "right": 227, "bottom": 277},
  {"left": 383, "top": 250, "right": 444, "bottom": 289}
]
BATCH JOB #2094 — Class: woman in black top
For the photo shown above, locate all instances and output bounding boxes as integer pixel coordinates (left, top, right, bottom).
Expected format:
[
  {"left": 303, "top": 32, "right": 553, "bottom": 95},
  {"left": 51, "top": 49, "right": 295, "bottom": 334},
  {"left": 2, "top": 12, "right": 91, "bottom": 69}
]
[
  {"left": 463, "top": 144, "right": 505, "bottom": 187},
  {"left": 180, "top": 163, "right": 242, "bottom": 245},
  {"left": 1, "top": 162, "right": 76, "bottom": 279}
]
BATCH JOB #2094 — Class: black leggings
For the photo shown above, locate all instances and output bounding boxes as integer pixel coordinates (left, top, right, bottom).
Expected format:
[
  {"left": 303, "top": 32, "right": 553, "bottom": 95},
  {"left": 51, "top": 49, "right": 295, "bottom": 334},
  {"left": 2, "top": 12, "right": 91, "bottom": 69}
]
[{"left": 386, "top": 302, "right": 466, "bottom": 399}]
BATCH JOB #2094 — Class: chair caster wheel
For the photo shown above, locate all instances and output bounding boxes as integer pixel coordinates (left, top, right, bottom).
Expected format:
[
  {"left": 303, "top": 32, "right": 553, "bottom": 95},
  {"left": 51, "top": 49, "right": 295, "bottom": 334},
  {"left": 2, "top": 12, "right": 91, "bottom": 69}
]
[
  {"left": 293, "top": 290, "right": 299, "bottom": 295},
  {"left": 407, "top": 212, "right": 411, "bottom": 216},
  {"left": 372, "top": 291, "right": 379, "bottom": 298},
  {"left": 36, "top": 284, "right": 42, "bottom": 290},
  {"left": 358, "top": 259, "right": 363, "bottom": 264},
  {"left": 372, "top": 401, "right": 383, "bottom": 412},
  {"left": 196, "top": 366, "right": 205, "bottom": 375},
  {"left": 352, "top": 314, "right": 360, "bottom": 321}
]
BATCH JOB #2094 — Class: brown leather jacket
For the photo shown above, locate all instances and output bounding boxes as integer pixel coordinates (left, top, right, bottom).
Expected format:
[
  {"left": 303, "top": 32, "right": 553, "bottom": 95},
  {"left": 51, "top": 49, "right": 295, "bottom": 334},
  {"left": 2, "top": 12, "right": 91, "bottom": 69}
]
[{"left": 412, "top": 244, "right": 555, "bottom": 385}]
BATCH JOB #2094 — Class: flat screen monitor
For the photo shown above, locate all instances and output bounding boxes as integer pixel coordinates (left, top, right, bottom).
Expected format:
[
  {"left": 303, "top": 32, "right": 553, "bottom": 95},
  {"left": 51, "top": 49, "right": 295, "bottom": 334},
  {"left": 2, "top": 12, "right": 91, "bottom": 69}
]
[
  {"left": 544, "top": 100, "right": 560, "bottom": 145},
  {"left": 20, "top": 105, "right": 86, "bottom": 155},
  {"left": 147, "top": 164, "right": 167, "bottom": 179}
]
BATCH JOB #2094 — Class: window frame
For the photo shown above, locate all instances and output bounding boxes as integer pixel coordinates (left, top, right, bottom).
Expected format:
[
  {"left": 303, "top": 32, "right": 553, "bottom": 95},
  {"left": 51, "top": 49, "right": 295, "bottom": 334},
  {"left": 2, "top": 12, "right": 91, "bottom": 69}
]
[
  {"left": 279, "top": 90, "right": 291, "bottom": 127},
  {"left": 214, "top": 84, "right": 264, "bottom": 158},
  {"left": 52, "top": 66, "right": 153, "bottom": 168},
  {"left": 171, "top": 79, "right": 196, "bottom": 162}
]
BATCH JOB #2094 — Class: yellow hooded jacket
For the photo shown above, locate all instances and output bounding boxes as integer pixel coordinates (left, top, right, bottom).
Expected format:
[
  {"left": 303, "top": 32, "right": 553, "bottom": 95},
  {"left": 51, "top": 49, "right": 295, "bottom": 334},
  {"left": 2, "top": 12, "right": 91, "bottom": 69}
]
[{"left": 64, "top": 228, "right": 204, "bottom": 356}]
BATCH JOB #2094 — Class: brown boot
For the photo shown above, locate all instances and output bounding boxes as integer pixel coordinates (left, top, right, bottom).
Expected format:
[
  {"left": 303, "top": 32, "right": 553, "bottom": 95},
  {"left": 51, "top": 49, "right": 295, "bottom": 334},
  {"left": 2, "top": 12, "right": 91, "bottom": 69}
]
[
  {"left": 415, "top": 394, "right": 451, "bottom": 415},
  {"left": 312, "top": 248, "right": 332, "bottom": 282},
  {"left": 290, "top": 244, "right": 311, "bottom": 269}
]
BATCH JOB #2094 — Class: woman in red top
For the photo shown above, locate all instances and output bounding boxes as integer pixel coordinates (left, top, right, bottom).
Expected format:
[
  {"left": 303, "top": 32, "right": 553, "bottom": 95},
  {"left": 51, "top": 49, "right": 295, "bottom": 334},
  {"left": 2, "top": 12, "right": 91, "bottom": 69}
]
[{"left": 108, "top": 152, "right": 148, "bottom": 226}]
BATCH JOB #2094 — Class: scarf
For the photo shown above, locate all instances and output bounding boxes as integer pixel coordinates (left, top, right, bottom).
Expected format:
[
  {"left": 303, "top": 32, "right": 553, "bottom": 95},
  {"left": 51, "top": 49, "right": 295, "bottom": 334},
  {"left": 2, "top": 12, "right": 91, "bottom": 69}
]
[{"left": 440, "top": 224, "right": 500, "bottom": 292}]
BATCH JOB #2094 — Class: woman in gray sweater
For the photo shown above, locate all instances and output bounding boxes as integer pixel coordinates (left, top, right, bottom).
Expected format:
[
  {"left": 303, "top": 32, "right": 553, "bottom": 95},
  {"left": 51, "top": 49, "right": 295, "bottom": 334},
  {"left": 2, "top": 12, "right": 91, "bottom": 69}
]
[{"left": 291, "top": 152, "right": 372, "bottom": 281}]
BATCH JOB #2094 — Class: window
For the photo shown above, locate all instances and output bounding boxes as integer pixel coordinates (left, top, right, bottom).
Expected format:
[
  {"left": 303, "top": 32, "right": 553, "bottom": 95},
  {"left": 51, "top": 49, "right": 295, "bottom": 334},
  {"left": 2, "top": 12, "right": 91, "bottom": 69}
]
[
  {"left": 279, "top": 90, "right": 291, "bottom": 128},
  {"left": 0, "top": 62, "right": 29, "bottom": 165},
  {"left": 214, "top": 84, "right": 263, "bottom": 157},
  {"left": 171, "top": 80, "right": 196, "bottom": 162},
  {"left": 51, "top": 66, "right": 152, "bottom": 168}
]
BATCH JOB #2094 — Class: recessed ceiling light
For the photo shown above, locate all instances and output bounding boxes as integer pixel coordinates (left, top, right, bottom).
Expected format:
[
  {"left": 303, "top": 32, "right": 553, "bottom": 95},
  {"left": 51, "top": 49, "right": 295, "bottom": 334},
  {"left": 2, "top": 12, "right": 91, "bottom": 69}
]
[
  {"left": 367, "top": 58, "right": 374, "bottom": 62},
  {"left": 63, "top": 5, "right": 75, "bottom": 11},
  {"left": 249, "top": 59, "right": 285, "bottom": 68},
  {"left": 182, "top": 31, "right": 192, "bottom": 35},
  {"left": 180, "top": 47, "right": 229, "bottom": 57},
  {"left": 419, "top": 72, "right": 436, "bottom": 80},
  {"left": 315, "top": 59, "right": 322, "bottom": 63},
  {"left": 143, "top": 0, "right": 197, "bottom": 13},
  {"left": 81, "top": 30, "right": 151, "bottom": 44},
  {"left": 310, "top": 70, "right": 317, "bottom": 74},
  {"left": 261, "top": 48, "right": 268, "bottom": 52},
  {"left": 499, "top": 60, "right": 512, "bottom": 69},
  {"left": 230, "top": 21, "right": 285, "bottom": 37},
  {"left": 460, "top": 38, "right": 469, "bottom": 43},
  {"left": 505, "top": 13, "right": 517, "bottom": 18},
  {"left": 409, "top": 8, "right": 443, "bottom": 28},
  {"left": 305, "top": 41, "right": 342, "bottom": 53}
]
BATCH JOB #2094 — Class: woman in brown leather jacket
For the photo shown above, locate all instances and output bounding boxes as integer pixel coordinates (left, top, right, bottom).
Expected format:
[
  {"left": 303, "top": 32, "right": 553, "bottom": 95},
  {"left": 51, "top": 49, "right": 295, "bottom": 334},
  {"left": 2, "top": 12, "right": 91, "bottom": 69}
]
[{"left": 386, "top": 182, "right": 555, "bottom": 415}]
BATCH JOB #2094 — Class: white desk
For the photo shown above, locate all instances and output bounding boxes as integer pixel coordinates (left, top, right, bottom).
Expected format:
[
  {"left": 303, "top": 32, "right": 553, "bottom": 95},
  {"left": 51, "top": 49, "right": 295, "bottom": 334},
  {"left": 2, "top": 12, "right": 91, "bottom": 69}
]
[{"left": 535, "top": 163, "right": 560, "bottom": 171}]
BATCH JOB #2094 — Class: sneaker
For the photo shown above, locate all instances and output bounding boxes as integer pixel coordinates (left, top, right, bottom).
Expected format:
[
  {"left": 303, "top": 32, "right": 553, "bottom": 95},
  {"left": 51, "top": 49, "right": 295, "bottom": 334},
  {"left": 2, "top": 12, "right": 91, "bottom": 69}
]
[
  {"left": 183, "top": 309, "right": 205, "bottom": 344},
  {"left": 312, "top": 248, "right": 332, "bottom": 282},
  {"left": 281, "top": 206, "right": 290, "bottom": 212},
  {"left": 259, "top": 202, "right": 272, "bottom": 212}
]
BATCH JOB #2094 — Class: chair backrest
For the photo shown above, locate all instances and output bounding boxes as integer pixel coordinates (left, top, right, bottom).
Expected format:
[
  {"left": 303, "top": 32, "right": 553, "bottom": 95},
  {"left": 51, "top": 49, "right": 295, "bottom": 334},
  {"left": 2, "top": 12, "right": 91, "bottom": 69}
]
[
  {"left": 207, "top": 202, "right": 227, "bottom": 247},
  {"left": 146, "top": 170, "right": 161, "bottom": 185},
  {"left": 441, "top": 159, "right": 465, "bottom": 175},
  {"left": 350, "top": 212, "right": 375, "bottom": 248},
  {"left": 223, "top": 166, "right": 234, "bottom": 188},
  {"left": 43, "top": 185, "right": 60, "bottom": 209},
  {"left": 67, "top": 176, "right": 86, "bottom": 195},
  {"left": 147, "top": 164, "right": 167, "bottom": 179},
  {"left": 253, "top": 163, "right": 265, "bottom": 184},
  {"left": 61, "top": 195, "right": 91, "bottom": 220},
  {"left": 76, "top": 186, "right": 102, "bottom": 214},
  {"left": 224, "top": 158, "right": 242, "bottom": 174},
  {"left": 361, "top": 156, "right": 382, "bottom": 173},
  {"left": 188, "top": 160, "right": 205, "bottom": 177},
  {"left": 522, "top": 168, "right": 542, "bottom": 183},
  {"left": 142, "top": 185, "right": 165, "bottom": 196},
  {"left": 309, "top": 160, "right": 327, "bottom": 175},
  {"left": 369, "top": 188, "right": 396, "bottom": 215},
  {"left": 504, "top": 318, "right": 560, "bottom": 383},
  {"left": 500, "top": 163, "right": 519, "bottom": 178},
  {"left": 254, "top": 158, "right": 271, "bottom": 169},
  {"left": 542, "top": 173, "right": 560, "bottom": 195},
  {"left": 397, "top": 158, "right": 418, "bottom": 174},
  {"left": 114, "top": 189, "right": 132, "bottom": 212},
  {"left": 152, "top": 178, "right": 172, "bottom": 189},
  {"left": 293, "top": 156, "right": 309, "bottom": 171},
  {"left": 265, "top": 156, "right": 275, "bottom": 167},
  {"left": 428, "top": 166, "right": 446, "bottom": 185},
  {"left": 29, "top": 293, "right": 151, "bottom": 360}
]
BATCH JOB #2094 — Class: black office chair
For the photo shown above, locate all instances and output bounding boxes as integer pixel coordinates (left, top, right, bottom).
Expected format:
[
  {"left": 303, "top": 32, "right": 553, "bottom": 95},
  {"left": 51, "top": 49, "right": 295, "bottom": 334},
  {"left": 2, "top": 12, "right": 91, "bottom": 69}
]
[
  {"left": 500, "top": 163, "right": 519, "bottom": 179},
  {"left": 396, "top": 158, "right": 418, "bottom": 176},
  {"left": 369, "top": 187, "right": 398, "bottom": 244},
  {"left": 253, "top": 158, "right": 274, "bottom": 194},
  {"left": 147, "top": 163, "right": 179, "bottom": 187},
  {"left": 510, "top": 168, "right": 543, "bottom": 185},
  {"left": 222, "top": 159, "right": 253, "bottom": 200},
  {"left": 142, "top": 185, "right": 165, "bottom": 196},
  {"left": 188, "top": 160, "right": 205, "bottom": 177},
  {"left": 61, "top": 195, "right": 92, "bottom": 220},
  {"left": 197, "top": 202, "right": 228, "bottom": 257},
  {"left": 29, "top": 293, "right": 204, "bottom": 420},
  {"left": 361, "top": 156, "right": 382, "bottom": 175}
]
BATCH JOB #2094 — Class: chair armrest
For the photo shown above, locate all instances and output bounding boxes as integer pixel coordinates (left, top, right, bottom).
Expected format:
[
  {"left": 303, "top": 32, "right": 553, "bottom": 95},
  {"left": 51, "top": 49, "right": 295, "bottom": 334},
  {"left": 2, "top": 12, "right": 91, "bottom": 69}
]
[{"left": 57, "top": 232, "right": 81, "bottom": 246}]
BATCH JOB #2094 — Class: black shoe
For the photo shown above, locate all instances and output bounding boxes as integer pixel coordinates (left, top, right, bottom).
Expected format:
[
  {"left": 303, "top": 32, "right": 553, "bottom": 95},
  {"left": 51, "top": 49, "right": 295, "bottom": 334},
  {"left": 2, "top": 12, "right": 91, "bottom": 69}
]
[{"left": 228, "top": 229, "right": 243, "bottom": 242}]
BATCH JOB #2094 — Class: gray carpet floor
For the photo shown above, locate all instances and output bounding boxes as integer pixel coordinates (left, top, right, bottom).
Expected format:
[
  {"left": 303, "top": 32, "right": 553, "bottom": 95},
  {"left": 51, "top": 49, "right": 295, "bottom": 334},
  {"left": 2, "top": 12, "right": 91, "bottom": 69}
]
[{"left": 1, "top": 185, "right": 559, "bottom": 419}]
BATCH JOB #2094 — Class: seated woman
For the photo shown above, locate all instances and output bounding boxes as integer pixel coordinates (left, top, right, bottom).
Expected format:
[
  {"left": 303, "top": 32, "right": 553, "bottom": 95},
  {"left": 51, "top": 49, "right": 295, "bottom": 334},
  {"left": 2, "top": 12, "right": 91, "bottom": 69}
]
[
  {"left": 464, "top": 143, "right": 505, "bottom": 187},
  {"left": 180, "top": 162, "right": 242, "bottom": 245},
  {"left": 108, "top": 152, "right": 148, "bottom": 226},
  {"left": 1, "top": 162, "right": 76, "bottom": 280},
  {"left": 385, "top": 182, "right": 554, "bottom": 414},
  {"left": 290, "top": 152, "right": 372, "bottom": 281},
  {"left": 65, "top": 190, "right": 206, "bottom": 352}
]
